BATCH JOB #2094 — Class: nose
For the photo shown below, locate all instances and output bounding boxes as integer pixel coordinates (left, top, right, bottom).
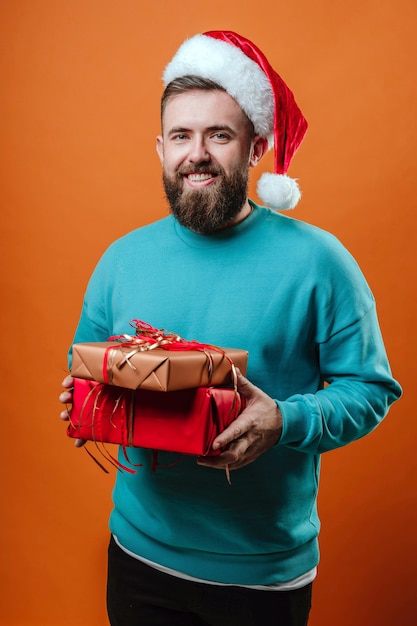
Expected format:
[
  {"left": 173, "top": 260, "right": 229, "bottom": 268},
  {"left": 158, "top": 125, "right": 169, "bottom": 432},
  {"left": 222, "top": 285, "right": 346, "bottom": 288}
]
[{"left": 188, "top": 136, "right": 210, "bottom": 163}]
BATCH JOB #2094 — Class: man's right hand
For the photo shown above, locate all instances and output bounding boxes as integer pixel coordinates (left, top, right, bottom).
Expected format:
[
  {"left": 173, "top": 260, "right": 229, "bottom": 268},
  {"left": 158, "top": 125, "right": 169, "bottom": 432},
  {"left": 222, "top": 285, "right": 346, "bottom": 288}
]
[{"left": 59, "top": 375, "right": 85, "bottom": 447}]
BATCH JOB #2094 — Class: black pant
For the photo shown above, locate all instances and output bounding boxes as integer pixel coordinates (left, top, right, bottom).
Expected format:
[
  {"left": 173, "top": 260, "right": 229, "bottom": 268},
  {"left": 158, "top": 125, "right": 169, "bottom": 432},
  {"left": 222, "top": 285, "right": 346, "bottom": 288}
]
[{"left": 107, "top": 536, "right": 312, "bottom": 626}]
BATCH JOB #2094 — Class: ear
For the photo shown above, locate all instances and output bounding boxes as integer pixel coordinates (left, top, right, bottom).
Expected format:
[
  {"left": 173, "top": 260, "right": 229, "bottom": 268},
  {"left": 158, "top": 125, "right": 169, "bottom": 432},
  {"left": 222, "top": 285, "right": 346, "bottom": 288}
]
[
  {"left": 156, "top": 135, "right": 164, "bottom": 164},
  {"left": 249, "top": 136, "right": 268, "bottom": 168}
]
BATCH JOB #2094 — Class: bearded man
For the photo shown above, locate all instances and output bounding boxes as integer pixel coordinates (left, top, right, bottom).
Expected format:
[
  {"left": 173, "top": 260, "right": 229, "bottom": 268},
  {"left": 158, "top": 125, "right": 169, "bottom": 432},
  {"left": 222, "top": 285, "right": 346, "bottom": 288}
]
[{"left": 59, "top": 31, "right": 401, "bottom": 626}]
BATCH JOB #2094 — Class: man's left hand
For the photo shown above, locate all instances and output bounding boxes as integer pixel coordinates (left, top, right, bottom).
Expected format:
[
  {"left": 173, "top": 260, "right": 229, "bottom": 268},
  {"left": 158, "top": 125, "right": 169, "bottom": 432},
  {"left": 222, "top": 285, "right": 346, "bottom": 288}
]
[{"left": 197, "top": 370, "right": 283, "bottom": 471}]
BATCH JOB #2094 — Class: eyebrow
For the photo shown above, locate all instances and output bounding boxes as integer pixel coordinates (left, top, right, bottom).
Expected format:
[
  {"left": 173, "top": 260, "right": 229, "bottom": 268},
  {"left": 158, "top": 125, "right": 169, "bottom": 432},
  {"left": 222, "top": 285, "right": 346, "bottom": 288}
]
[{"left": 167, "top": 124, "right": 237, "bottom": 136}]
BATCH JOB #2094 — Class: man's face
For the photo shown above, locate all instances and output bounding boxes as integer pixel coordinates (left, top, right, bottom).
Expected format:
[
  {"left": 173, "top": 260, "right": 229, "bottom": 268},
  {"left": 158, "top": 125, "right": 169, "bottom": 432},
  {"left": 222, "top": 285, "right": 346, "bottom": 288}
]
[{"left": 156, "top": 89, "right": 260, "bottom": 234}]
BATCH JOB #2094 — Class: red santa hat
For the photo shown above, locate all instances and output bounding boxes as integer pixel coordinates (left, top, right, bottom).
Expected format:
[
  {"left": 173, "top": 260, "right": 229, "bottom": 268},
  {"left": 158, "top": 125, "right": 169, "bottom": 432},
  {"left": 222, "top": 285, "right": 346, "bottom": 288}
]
[{"left": 163, "top": 30, "right": 308, "bottom": 210}]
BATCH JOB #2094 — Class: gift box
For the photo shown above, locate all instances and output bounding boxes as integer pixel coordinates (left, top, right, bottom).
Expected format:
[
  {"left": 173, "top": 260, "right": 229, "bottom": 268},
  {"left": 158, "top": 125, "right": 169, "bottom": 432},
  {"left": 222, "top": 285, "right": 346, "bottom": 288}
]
[
  {"left": 71, "top": 341, "right": 248, "bottom": 392},
  {"left": 67, "top": 378, "right": 245, "bottom": 457}
]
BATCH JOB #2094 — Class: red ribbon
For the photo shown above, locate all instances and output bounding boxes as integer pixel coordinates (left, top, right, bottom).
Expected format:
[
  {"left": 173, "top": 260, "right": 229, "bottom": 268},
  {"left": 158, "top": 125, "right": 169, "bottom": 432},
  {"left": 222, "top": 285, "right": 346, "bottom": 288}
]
[
  {"left": 71, "top": 383, "right": 142, "bottom": 474},
  {"left": 104, "top": 320, "right": 237, "bottom": 389}
]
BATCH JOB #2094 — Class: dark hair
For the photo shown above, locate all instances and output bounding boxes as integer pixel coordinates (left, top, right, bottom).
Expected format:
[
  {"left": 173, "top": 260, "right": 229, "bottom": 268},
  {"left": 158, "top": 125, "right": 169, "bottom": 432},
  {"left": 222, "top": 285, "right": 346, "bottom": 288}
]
[
  {"left": 160, "top": 75, "right": 255, "bottom": 139},
  {"left": 161, "top": 75, "right": 226, "bottom": 118}
]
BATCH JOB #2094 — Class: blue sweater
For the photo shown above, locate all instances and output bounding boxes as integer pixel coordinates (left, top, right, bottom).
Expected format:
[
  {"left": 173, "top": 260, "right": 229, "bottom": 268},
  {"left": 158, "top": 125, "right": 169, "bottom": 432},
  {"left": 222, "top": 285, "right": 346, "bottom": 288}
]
[{"left": 70, "top": 203, "right": 401, "bottom": 584}]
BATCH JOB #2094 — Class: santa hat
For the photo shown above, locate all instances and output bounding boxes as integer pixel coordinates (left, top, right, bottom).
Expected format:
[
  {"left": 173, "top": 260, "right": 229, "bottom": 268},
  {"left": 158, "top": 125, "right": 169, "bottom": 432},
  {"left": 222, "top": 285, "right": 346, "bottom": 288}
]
[{"left": 163, "top": 30, "right": 307, "bottom": 210}]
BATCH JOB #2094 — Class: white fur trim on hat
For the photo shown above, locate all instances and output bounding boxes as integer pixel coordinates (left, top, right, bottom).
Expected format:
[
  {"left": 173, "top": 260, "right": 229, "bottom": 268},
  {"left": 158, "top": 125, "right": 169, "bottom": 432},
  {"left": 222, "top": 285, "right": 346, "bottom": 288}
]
[
  {"left": 163, "top": 34, "right": 275, "bottom": 144},
  {"left": 257, "top": 173, "right": 301, "bottom": 211}
]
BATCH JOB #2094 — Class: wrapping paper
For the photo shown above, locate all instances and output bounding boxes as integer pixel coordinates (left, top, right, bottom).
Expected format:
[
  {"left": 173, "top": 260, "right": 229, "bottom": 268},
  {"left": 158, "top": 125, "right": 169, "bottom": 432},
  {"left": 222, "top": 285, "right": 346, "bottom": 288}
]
[
  {"left": 71, "top": 341, "right": 247, "bottom": 391},
  {"left": 67, "top": 378, "right": 245, "bottom": 457}
]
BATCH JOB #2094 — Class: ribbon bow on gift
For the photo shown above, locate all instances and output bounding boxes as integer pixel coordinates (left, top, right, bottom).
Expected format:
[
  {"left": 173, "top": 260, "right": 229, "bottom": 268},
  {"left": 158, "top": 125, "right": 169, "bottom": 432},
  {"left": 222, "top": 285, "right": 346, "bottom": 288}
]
[{"left": 106, "top": 320, "right": 238, "bottom": 390}]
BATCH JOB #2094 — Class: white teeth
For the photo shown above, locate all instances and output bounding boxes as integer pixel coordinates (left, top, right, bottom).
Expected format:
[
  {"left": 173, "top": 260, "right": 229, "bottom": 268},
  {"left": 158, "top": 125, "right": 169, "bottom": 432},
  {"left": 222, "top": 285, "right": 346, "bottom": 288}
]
[{"left": 187, "top": 173, "right": 213, "bottom": 182}]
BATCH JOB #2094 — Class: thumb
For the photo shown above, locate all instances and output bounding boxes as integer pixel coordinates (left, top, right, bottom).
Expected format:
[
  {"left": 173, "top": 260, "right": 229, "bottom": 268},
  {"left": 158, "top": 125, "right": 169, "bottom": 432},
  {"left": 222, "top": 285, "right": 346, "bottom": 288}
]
[{"left": 235, "top": 368, "right": 257, "bottom": 398}]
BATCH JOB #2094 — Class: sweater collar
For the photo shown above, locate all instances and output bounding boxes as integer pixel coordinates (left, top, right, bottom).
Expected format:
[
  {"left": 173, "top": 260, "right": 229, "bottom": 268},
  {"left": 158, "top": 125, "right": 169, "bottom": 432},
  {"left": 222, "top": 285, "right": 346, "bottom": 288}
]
[{"left": 172, "top": 200, "right": 265, "bottom": 247}]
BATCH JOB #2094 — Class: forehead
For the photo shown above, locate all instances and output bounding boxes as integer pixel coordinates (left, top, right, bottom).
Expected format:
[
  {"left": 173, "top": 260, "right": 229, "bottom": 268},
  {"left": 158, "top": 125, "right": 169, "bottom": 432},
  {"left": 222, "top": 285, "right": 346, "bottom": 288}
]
[{"left": 161, "top": 89, "right": 250, "bottom": 133}]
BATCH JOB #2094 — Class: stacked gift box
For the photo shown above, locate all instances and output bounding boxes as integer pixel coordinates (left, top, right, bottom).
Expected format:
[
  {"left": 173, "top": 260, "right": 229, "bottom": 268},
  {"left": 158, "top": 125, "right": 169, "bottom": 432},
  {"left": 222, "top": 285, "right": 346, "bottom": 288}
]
[{"left": 67, "top": 320, "right": 248, "bottom": 460}]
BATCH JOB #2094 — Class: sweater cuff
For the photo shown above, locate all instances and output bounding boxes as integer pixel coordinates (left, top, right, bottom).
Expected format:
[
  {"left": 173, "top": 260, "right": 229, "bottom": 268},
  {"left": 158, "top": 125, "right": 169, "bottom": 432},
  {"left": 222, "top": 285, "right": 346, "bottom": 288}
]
[{"left": 276, "top": 395, "right": 321, "bottom": 448}]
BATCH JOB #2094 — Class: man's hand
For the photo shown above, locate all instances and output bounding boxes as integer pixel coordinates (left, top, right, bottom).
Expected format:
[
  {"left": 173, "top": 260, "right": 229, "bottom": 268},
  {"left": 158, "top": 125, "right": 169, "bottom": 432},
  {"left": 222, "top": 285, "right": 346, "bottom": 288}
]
[
  {"left": 59, "top": 375, "right": 85, "bottom": 447},
  {"left": 197, "top": 370, "right": 283, "bottom": 471}
]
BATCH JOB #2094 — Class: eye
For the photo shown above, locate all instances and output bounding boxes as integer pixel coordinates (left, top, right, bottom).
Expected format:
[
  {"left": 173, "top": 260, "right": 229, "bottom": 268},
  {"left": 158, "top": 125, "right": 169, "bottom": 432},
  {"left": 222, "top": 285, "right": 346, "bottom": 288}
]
[
  {"left": 212, "top": 132, "right": 230, "bottom": 142},
  {"left": 168, "top": 131, "right": 190, "bottom": 142},
  {"left": 173, "top": 133, "right": 188, "bottom": 141}
]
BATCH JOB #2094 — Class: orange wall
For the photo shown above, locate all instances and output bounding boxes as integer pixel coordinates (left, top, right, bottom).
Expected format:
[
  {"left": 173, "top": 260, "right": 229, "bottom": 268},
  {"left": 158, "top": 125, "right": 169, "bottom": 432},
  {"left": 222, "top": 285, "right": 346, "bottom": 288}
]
[{"left": 1, "top": 1, "right": 416, "bottom": 624}]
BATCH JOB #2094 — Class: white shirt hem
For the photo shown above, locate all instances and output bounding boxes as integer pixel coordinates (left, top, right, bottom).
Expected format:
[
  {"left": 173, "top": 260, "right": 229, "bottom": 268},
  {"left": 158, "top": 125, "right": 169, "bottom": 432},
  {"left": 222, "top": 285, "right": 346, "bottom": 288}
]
[{"left": 113, "top": 535, "right": 317, "bottom": 591}]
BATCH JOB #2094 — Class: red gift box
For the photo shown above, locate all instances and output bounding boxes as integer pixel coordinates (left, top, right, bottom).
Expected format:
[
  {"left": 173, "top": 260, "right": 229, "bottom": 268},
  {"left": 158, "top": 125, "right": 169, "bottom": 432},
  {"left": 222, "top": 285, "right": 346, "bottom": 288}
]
[{"left": 67, "top": 378, "right": 245, "bottom": 457}]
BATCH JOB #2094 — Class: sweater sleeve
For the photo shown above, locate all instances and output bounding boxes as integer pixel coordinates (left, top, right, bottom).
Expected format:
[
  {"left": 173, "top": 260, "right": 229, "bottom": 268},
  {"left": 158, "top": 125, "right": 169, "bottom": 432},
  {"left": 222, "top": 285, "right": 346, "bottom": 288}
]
[
  {"left": 277, "top": 304, "right": 402, "bottom": 454},
  {"left": 67, "top": 251, "right": 114, "bottom": 369}
]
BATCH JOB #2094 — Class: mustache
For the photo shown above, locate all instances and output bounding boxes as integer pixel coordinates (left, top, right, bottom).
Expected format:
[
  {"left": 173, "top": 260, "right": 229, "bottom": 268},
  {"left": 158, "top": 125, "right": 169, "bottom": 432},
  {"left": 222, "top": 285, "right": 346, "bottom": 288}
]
[{"left": 176, "top": 163, "right": 223, "bottom": 176}]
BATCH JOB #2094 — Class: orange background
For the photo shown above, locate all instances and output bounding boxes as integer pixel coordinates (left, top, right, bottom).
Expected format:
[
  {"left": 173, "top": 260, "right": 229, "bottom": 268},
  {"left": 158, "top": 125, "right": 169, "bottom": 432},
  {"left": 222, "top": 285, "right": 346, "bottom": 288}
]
[{"left": 1, "top": 1, "right": 416, "bottom": 624}]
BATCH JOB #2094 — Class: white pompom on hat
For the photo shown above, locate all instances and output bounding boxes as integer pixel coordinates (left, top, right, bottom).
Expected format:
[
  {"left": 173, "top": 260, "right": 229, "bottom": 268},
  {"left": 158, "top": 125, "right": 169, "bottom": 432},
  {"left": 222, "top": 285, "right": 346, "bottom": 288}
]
[{"left": 163, "top": 30, "right": 308, "bottom": 210}]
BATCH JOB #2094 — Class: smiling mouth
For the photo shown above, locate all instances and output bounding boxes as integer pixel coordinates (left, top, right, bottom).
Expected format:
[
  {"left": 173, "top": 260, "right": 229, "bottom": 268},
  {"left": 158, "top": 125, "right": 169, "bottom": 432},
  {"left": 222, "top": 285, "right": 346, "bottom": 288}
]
[
  {"left": 182, "top": 171, "right": 218, "bottom": 188},
  {"left": 187, "top": 173, "right": 215, "bottom": 182}
]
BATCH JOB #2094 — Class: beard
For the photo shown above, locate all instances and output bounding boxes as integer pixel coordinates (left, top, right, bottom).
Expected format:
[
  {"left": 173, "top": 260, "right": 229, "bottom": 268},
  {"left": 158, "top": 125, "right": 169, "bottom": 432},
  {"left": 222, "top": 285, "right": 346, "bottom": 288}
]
[{"left": 162, "top": 161, "right": 249, "bottom": 235}]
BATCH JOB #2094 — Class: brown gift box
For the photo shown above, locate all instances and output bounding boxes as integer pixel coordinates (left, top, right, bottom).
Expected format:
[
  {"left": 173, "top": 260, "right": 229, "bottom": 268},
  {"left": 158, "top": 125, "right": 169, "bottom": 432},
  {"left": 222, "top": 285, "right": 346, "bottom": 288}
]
[{"left": 70, "top": 341, "right": 248, "bottom": 391}]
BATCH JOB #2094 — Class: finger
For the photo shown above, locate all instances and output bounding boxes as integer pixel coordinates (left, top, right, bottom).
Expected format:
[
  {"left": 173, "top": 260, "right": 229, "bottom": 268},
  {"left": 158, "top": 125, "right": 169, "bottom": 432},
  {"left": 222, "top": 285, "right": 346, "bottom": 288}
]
[
  {"left": 74, "top": 438, "right": 86, "bottom": 448},
  {"left": 226, "top": 442, "right": 262, "bottom": 470},
  {"left": 198, "top": 437, "right": 249, "bottom": 467},
  {"left": 59, "top": 390, "right": 73, "bottom": 404},
  {"left": 62, "top": 375, "right": 74, "bottom": 388},
  {"left": 197, "top": 456, "right": 229, "bottom": 470},
  {"left": 60, "top": 408, "right": 71, "bottom": 421},
  {"left": 211, "top": 411, "right": 253, "bottom": 451},
  {"left": 199, "top": 437, "right": 262, "bottom": 472},
  {"left": 235, "top": 369, "right": 257, "bottom": 397},
  {"left": 197, "top": 454, "right": 248, "bottom": 472}
]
